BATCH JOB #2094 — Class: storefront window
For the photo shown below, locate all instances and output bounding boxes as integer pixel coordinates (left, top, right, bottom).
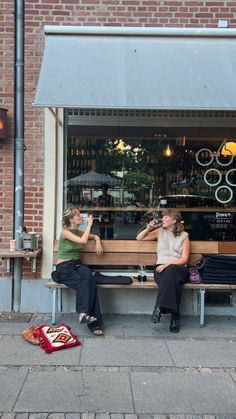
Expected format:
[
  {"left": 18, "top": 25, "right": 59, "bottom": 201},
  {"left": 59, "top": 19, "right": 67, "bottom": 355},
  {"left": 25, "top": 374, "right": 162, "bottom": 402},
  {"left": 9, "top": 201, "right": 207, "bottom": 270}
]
[{"left": 63, "top": 124, "right": 236, "bottom": 241}]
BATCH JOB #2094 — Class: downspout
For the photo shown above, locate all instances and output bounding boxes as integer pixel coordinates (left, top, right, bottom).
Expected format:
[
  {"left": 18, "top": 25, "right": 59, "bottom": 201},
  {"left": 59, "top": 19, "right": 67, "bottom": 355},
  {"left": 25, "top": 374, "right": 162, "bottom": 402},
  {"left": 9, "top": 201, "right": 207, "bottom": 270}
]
[{"left": 13, "top": 0, "right": 25, "bottom": 312}]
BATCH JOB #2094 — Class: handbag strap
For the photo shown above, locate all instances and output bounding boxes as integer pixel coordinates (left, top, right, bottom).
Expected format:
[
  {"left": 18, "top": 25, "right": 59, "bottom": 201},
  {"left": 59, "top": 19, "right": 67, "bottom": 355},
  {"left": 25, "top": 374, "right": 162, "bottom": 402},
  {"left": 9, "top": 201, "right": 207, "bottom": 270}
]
[{"left": 189, "top": 257, "right": 205, "bottom": 270}]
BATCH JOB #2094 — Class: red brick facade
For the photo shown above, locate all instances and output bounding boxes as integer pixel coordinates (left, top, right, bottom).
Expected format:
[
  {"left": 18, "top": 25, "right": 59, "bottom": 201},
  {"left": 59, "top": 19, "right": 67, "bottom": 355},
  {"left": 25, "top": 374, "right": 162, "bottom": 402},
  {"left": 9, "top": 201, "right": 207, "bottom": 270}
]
[{"left": 1, "top": 1, "right": 236, "bottom": 276}]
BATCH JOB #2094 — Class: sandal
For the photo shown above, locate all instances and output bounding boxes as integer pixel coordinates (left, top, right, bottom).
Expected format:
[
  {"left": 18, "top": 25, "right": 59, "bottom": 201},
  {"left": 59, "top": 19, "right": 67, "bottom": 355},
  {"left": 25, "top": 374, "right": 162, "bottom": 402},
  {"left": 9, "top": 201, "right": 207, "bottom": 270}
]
[
  {"left": 151, "top": 306, "right": 161, "bottom": 323},
  {"left": 79, "top": 314, "right": 97, "bottom": 324},
  {"left": 91, "top": 327, "right": 104, "bottom": 336}
]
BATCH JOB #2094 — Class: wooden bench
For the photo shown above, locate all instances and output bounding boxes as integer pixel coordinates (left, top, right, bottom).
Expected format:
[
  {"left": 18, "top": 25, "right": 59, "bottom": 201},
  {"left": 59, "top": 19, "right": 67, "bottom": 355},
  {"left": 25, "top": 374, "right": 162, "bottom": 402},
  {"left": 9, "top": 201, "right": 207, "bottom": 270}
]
[{"left": 46, "top": 240, "right": 236, "bottom": 327}]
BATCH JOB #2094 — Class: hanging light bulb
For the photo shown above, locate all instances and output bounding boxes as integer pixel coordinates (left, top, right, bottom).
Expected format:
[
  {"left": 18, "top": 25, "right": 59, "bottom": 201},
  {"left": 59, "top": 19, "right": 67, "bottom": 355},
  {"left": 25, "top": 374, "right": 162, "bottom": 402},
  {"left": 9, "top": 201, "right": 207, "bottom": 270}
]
[
  {"left": 0, "top": 108, "right": 8, "bottom": 139},
  {"left": 163, "top": 144, "right": 173, "bottom": 157},
  {"left": 221, "top": 141, "right": 236, "bottom": 156}
]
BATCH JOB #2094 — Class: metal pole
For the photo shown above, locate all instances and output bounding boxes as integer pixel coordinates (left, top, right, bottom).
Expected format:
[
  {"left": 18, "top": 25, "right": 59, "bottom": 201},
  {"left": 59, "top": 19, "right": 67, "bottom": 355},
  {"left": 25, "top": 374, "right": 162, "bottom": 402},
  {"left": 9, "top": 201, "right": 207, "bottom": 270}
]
[
  {"left": 121, "top": 162, "right": 125, "bottom": 206},
  {"left": 13, "top": 0, "right": 25, "bottom": 312},
  {"left": 44, "top": 25, "right": 236, "bottom": 38}
]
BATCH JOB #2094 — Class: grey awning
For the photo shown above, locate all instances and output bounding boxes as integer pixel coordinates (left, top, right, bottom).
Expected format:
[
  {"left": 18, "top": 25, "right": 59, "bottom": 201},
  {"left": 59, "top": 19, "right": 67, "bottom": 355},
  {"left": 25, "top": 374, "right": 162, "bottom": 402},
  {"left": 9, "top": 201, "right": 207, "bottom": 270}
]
[{"left": 33, "top": 26, "right": 236, "bottom": 110}]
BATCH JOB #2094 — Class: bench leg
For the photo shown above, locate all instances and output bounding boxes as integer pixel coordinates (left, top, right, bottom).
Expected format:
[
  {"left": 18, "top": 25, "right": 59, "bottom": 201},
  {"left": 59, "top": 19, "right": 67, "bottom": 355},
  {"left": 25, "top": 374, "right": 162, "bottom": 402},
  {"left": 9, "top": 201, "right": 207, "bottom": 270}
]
[
  {"left": 31, "top": 258, "right": 37, "bottom": 273},
  {"left": 192, "top": 289, "right": 198, "bottom": 316},
  {"left": 3, "top": 258, "right": 11, "bottom": 273},
  {"left": 51, "top": 288, "right": 57, "bottom": 325},
  {"left": 58, "top": 288, "right": 62, "bottom": 312},
  {"left": 199, "top": 288, "right": 206, "bottom": 328}
]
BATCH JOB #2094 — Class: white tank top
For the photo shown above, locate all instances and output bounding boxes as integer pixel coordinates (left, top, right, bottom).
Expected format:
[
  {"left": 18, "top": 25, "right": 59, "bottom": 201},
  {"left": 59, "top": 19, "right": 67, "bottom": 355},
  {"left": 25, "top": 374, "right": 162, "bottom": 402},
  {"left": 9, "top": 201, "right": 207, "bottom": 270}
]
[{"left": 156, "top": 228, "right": 188, "bottom": 264}]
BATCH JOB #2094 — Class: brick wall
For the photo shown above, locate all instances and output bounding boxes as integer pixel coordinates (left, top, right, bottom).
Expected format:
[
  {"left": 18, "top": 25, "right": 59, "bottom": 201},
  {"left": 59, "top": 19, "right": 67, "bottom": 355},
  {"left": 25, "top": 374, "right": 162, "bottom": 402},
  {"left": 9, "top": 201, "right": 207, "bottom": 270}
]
[
  {"left": 1, "top": 0, "right": 236, "bottom": 277},
  {"left": 0, "top": 2, "right": 15, "bottom": 249}
]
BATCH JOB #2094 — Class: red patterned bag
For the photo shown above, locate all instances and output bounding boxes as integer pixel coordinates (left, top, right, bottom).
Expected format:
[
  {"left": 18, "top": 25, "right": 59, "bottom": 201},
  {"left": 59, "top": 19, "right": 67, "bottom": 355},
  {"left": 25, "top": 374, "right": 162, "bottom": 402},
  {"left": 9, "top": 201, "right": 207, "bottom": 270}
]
[{"left": 35, "top": 323, "right": 81, "bottom": 353}]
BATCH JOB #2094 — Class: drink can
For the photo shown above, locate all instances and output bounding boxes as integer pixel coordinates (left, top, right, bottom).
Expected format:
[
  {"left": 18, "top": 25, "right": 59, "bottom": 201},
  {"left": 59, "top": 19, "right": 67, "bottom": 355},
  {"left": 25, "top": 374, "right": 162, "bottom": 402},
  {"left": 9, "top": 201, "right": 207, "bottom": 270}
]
[{"left": 10, "top": 239, "right": 16, "bottom": 252}]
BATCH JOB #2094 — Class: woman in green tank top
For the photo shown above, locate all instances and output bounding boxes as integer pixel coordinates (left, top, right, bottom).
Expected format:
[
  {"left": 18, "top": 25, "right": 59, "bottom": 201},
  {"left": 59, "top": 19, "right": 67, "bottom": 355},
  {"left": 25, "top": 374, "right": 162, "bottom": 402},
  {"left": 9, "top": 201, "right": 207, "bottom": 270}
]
[{"left": 52, "top": 207, "right": 104, "bottom": 336}]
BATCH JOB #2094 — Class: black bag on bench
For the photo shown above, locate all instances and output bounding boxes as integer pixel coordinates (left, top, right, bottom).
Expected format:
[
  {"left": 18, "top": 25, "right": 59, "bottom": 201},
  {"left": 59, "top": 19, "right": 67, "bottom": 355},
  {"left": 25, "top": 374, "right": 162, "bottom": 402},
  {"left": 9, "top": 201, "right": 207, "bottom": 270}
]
[
  {"left": 201, "top": 255, "right": 236, "bottom": 284},
  {"left": 94, "top": 272, "right": 133, "bottom": 285}
]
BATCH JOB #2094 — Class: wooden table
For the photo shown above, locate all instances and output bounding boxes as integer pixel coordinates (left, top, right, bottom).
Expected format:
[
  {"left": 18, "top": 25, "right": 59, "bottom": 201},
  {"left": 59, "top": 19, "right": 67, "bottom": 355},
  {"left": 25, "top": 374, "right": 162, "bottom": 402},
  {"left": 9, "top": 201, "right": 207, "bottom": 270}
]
[{"left": 0, "top": 248, "right": 42, "bottom": 273}]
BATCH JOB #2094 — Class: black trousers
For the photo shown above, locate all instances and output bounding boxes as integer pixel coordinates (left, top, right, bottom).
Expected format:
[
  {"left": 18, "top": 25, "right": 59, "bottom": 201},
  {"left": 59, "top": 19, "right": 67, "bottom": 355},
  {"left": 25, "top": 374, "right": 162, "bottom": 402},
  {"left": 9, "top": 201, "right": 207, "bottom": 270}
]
[
  {"left": 52, "top": 260, "right": 103, "bottom": 328},
  {"left": 154, "top": 264, "right": 188, "bottom": 317}
]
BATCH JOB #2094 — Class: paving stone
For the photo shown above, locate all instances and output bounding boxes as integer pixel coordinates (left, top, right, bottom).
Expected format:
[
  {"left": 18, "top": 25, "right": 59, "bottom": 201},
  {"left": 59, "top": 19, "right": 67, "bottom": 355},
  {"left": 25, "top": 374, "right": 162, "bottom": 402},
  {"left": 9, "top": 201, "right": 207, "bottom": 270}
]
[
  {"left": 138, "top": 415, "right": 154, "bottom": 419},
  {"left": 185, "top": 416, "right": 203, "bottom": 419},
  {"left": 0, "top": 371, "right": 28, "bottom": 412},
  {"left": 96, "top": 415, "right": 110, "bottom": 419},
  {"left": 217, "top": 416, "right": 236, "bottom": 419},
  {"left": 64, "top": 366, "right": 82, "bottom": 372},
  {"left": 167, "top": 341, "right": 236, "bottom": 368},
  {"left": 110, "top": 415, "right": 124, "bottom": 419},
  {"left": 0, "top": 313, "right": 33, "bottom": 323},
  {"left": 153, "top": 416, "right": 168, "bottom": 419},
  {"left": 15, "top": 414, "right": 29, "bottom": 419},
  {"left": 81, "top": 340, "right": 172, "bottom": 367},
  {"left": 66, "top": 414, "right": 81, "bottom": 419},
  {"left": 81, "top": 414, "right": 95, "bottom": 419},
  {"left": 28, "top": 414, "right": 48, "bottom": 419},
  {"left": 218, "top": 416, "right": 236, "bottom": 419},
  {"left": 0, "top": 336, "right": 82, "bottom": 367},
  {"left": 1, "top": 414, "right": 16, "bottom": 419},
  {"left": 131, "top": 372, "right": 236, "bottom": 414},
  {"left": 30, "top": 366, "right": 57, "bottom": 372},
  {"left": 95, "top": 367, "right": 108, "bottom": 372},
  {"left": 124, "top": 415, "right": 138, "bottom": 419},
  {"left": 14, "top": 370, "right": 133, "bottom": 413},
  {"left": 48, "top": 415, "right": 66, "bottom": 419}
]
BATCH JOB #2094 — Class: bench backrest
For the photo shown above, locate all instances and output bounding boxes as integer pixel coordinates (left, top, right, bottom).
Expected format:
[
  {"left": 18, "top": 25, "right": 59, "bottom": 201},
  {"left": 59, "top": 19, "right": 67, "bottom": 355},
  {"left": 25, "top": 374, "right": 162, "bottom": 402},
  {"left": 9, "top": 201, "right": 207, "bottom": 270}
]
[{"left": 53, "top": 240, "right": 236, "bottom": 267}]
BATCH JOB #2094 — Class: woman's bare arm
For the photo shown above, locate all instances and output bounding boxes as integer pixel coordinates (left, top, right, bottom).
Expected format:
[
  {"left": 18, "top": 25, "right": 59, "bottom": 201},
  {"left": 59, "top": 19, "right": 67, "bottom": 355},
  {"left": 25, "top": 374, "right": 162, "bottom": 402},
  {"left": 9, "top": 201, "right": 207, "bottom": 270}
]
[
  {"left": 62, "top": 216, "right": 93, "bottom": 244},
  {"left": 136, "top": 220, "right": 159, "bottom": 241},
  {"left": 88, "top": 233, "right": 103, "bottom": 254}
]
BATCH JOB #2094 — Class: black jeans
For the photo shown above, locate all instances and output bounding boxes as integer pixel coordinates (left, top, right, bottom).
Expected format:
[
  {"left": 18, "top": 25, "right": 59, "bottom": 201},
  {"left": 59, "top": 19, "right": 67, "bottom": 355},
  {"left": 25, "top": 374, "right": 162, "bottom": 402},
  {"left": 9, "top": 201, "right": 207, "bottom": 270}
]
[{"left": 52, "top": 260, "right": 103, "bottom": 327}]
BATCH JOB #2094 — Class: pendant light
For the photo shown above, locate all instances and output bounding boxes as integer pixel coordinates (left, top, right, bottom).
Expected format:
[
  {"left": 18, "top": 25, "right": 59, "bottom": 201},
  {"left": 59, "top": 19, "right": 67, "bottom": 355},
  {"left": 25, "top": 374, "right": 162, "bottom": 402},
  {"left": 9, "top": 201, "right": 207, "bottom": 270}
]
[
  {"left": 221, "top": 141, "right": 236, "bottom": 156},
  {"left": 163, "top": 144, "right": 173, "bottom": 157}
]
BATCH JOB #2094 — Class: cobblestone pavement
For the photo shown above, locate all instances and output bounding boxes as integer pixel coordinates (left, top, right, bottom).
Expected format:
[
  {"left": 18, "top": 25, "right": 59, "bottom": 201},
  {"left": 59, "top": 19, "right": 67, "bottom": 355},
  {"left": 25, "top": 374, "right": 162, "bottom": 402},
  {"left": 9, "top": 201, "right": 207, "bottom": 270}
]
[
  {"left": 0, "top": 414, "right": 236, "bottom": 419},
  {"left": 1, "top": 314, "right": 236, "bottom": 417}
]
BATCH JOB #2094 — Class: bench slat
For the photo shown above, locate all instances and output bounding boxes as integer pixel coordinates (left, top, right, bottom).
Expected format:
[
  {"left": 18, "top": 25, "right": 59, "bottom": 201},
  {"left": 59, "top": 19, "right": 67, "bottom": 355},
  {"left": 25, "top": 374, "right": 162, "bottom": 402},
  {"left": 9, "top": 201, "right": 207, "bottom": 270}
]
[
  {"left": 218, "top": 242, "right": 236, "bottom": 254},
  {"left": 46, "top": 279, "right": 232, "bottom": 290},
  {"left": 54, "top": 240, "right": 157, "bottom": 253},
  {"left": 81, "top": 253, "right": 156, "bottom": 265},
  {"left": 53, "top": 240, "right": 223, "bottom": 254}
]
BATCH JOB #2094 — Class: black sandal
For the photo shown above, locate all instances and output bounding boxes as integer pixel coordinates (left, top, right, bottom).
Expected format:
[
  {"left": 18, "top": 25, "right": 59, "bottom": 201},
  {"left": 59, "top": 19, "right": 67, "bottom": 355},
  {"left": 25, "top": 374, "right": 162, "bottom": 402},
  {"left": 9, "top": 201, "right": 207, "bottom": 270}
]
[
  {"left": 151, "top": 306, "right": 161, "bottom": 323},
  {"left": 80, "top": 314, "right": 97, "bottom": 324},
  {"left": 91, "top": 327, "right": 104, "bottom": 336}
]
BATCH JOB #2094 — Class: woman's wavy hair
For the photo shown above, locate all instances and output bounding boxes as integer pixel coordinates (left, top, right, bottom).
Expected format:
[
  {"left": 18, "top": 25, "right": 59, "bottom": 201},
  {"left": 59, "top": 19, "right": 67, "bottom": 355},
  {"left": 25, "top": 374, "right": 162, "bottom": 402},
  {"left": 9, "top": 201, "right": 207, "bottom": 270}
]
[
  {"left": 161, "top": 209, "right": 184, "bottom": 237},
  {"left": 62, "top": 206, "right": 79, "bottom": 228}
]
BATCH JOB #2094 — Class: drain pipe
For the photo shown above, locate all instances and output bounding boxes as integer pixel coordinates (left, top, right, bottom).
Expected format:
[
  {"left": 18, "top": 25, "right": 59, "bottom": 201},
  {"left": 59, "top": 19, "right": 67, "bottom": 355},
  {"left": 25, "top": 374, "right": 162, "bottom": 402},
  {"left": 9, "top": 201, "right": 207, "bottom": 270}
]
[{"left": 13, "top": 0, "right": 25, "bottom": 312}]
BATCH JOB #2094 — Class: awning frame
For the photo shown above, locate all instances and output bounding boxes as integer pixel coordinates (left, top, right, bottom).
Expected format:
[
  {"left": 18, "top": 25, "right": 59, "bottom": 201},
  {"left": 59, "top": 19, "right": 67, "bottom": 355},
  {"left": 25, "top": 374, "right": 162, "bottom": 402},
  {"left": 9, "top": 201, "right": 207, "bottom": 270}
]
[{"left": 33, "top": 26, "right": 236, "bottom": 111}]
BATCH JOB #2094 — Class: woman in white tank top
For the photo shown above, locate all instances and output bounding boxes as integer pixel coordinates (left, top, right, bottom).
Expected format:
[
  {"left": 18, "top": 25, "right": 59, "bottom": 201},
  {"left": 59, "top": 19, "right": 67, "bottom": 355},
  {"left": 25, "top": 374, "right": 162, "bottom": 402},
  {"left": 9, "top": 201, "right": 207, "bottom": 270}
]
[{"left": 136, "top": 209, "right": 190, "bottom": 333}]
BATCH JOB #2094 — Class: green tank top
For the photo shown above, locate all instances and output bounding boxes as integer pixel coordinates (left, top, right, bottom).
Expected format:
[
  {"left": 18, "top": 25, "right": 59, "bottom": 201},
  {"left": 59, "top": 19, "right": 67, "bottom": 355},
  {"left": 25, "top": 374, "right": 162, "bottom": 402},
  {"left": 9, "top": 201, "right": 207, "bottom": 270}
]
[{"left": 58, "top": 228, "right": 83, "bottom": 260}]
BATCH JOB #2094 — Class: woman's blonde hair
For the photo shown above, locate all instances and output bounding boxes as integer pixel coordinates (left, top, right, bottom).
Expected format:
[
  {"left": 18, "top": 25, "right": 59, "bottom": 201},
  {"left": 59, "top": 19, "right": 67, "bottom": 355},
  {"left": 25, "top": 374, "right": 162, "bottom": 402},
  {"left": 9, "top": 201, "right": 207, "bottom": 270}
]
[
  {"left": 162, "top": 209, "right": 184, "bottom": 237},
  {"left": 62, "top": 206, "right": 79, "bottom": 228}
]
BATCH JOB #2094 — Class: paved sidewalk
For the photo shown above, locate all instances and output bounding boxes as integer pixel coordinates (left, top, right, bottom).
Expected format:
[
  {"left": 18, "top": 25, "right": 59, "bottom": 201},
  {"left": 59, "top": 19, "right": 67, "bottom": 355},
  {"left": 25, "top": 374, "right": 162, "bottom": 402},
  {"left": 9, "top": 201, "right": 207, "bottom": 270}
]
[{"left": 0, "top": 313, "right": 236, "bottom": 418}]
